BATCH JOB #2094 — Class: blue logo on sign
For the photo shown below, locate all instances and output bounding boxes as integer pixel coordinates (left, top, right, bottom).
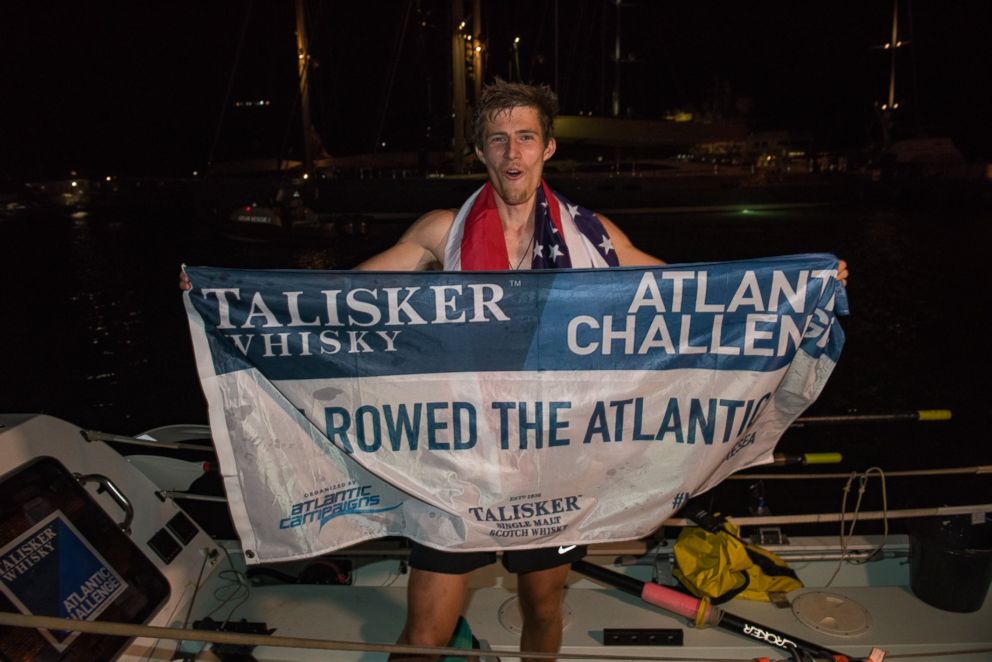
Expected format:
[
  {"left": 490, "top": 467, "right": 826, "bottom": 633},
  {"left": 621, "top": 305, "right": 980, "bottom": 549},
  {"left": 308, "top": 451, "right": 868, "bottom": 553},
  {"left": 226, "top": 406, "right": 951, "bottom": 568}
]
[{"left": 0, "top": 512, "right": 127, "bottom": 650}]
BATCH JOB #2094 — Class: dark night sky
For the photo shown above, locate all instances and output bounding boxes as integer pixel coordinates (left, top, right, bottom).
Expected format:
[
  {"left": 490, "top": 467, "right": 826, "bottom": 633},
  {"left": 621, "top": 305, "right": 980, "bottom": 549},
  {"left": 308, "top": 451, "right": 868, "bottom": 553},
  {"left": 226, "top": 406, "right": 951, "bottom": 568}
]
[{"left": 2, "top": 1, "right": 990, "bottom": 181}]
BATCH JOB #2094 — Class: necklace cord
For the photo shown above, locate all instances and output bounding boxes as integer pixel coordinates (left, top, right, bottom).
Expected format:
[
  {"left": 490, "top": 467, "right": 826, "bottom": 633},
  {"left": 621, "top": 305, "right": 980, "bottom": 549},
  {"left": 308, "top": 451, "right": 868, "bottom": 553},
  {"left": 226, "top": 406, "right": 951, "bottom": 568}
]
[{"left": 511, "top": 232, "right": 536, "bottom": 270}]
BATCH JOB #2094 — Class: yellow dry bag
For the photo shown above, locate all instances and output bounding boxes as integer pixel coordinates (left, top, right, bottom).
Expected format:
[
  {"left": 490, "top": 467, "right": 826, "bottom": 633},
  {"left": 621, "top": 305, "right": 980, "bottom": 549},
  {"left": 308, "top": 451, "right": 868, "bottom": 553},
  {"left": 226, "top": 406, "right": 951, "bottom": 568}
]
[{"left": 672, "top": 522, "right": 802, "bottom": 603}]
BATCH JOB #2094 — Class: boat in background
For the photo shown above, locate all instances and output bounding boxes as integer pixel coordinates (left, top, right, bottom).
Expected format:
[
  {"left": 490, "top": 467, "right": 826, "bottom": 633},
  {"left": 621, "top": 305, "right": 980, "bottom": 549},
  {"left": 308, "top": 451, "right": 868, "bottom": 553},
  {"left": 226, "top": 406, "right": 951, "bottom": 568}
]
[{"left": 2, "top": 413, "right": 989, "bottom": 661}]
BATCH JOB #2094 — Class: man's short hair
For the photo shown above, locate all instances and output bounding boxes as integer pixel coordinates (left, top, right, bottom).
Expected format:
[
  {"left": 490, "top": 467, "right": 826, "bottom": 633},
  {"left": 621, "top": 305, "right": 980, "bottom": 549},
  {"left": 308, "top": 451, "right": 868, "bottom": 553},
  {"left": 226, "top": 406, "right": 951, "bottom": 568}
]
[{"left": 473, "top": 79, "right": 559, "bottom": 148}]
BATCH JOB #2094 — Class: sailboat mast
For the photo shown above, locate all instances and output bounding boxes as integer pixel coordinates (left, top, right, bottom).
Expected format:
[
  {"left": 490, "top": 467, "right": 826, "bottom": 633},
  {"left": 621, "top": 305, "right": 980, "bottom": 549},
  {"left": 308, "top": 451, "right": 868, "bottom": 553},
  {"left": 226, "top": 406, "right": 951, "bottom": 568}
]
[
  {"left": 472, "top": 0, "right": 482, "bottom": 106},
  {"left": 451, "top": 0, "right": 468, "bottom": 174},
  {"left": 295, "top": 0, "right": 314, "bottom": 174},
  {"left": 612, "top": 0, "right": 621, "bottom": 118},
  {"left": 887, "top": 0, "right": 898, "bottom": 110}
]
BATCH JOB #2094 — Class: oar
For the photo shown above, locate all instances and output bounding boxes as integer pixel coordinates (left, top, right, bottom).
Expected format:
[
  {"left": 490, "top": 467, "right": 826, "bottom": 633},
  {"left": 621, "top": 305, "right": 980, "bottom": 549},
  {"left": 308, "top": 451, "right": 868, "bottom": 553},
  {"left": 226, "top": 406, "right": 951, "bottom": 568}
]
[
  {"left": 571, "top": 560, "right": 864, "bottom": 662},
  {"left": 770, "top": 452, "right": 842, "bottom": 467},
  {"left": 791, "top": 409, "right": 950, "bottom": 427}
]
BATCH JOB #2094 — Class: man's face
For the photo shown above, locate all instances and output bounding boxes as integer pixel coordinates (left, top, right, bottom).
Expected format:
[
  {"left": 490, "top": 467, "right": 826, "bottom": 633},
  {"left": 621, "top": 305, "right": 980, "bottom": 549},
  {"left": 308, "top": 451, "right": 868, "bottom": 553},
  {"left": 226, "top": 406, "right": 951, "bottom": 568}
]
[{"left": 475, "top": 106, "right": 556, "bottom": 207}]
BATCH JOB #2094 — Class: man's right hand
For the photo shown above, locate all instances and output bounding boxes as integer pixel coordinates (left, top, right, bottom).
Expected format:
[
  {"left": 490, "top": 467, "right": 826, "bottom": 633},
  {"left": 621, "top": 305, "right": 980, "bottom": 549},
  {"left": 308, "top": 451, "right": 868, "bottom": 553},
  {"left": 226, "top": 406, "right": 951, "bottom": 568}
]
[{"left": 179, "top": 271, "right": 191, "bottom": 291}]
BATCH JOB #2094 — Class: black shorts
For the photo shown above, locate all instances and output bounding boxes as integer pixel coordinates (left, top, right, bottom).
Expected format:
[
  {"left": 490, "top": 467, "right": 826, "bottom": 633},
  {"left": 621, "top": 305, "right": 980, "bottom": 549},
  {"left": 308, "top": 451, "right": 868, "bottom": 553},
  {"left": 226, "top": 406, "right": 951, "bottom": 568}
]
[{"left": 409, "top": 542, "right": 587, "bottom": 575}]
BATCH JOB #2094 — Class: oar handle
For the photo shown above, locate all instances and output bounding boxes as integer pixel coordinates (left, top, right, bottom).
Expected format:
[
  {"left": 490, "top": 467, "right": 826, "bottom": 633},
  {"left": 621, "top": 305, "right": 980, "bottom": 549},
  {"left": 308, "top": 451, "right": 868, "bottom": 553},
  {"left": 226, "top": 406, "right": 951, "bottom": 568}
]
[
  {"left": 771, "top": 452, "right": 843, "bottom": 467},
  {"left": 793, "top": 409, "right": 951, "bottom": 426}
]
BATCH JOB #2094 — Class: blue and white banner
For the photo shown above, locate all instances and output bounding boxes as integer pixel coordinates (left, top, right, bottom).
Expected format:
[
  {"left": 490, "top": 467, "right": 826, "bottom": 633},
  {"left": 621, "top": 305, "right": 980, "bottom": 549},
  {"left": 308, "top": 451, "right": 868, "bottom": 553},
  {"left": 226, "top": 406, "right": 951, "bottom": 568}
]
[{"left": 184, "top": 255, "right": 847, "bottom": 564}]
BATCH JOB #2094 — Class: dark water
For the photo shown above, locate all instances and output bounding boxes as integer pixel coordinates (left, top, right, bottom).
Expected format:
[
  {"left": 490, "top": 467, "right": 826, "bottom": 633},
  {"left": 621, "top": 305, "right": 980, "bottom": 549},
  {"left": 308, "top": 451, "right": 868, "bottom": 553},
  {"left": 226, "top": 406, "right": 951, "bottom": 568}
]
[{"left": 3, "top": 197, "right": 989, "bottom": 518}]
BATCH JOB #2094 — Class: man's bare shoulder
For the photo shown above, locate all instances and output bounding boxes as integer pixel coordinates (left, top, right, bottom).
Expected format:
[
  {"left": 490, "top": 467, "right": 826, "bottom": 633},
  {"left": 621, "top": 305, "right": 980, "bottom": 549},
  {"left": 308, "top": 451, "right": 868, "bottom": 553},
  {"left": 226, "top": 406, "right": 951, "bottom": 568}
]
[{"left": 408, "top": 208, "right": 457, "bottom": 240}]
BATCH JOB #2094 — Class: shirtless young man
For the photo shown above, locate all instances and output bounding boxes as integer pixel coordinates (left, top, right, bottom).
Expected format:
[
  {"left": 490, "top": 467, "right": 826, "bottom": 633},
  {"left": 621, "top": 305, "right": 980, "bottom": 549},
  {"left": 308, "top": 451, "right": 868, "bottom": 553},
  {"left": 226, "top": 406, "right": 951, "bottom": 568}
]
[
  {"left": 358, "top": 80, "right": 847, "bottom": 662},
  {"left": 181, "top": 80, "right": 847, "bottom": 661},
  {"left": 358, "top": 80, "right": 665, "bottom": 662}
]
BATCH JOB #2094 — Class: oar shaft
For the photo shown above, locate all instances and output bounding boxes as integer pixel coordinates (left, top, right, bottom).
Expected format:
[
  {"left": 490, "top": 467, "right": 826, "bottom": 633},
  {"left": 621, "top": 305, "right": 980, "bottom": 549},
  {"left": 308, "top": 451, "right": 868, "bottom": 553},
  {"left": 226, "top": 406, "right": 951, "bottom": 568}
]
[
  {"left": 792, "top": 409, "right": 950, "bottom": 427},
  {"left": 571, "top": 561, "right": 856, "bottom": 661},
  {"left": 718, "top": 612, "right": 846, "bottom": 660}
]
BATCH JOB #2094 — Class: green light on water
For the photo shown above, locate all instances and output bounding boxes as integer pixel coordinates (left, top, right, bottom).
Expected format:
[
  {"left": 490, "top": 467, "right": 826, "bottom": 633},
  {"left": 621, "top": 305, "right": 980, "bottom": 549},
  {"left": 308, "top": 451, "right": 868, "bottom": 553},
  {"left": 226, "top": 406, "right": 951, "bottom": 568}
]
[{"left": 740, "top": 208, "right": 752, "bottom": 215}]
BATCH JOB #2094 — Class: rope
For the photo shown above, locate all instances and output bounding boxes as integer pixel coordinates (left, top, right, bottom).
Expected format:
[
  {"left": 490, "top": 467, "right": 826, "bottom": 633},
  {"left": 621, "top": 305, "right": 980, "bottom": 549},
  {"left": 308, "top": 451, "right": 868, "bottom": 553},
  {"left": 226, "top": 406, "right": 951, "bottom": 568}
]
[
  {"left": 729, "top": 464, "right": 992, "bottom": 480},
  {"left": 0, "top": 612, "right": 745, "bottom": 662},
  {"left": 664, "top": 503, "right": 991, "bottom": 528},
  {"left": 826, "top": 468, "right": 888, "bottom": 587},
  {"left": 202, "top": 545, "right": 251, "bottom": 627},
  {"left": 180, "top": 551, "right": 211, "bottom": 630},
  {"left": 886, "top": 648, "right": 992, "bottom": 659},
  {"left": 3, "top": 611, "right": 989, "bottom": 661},
  {"left": 206, "top": 0, "right": 254, "bottom": 168}
]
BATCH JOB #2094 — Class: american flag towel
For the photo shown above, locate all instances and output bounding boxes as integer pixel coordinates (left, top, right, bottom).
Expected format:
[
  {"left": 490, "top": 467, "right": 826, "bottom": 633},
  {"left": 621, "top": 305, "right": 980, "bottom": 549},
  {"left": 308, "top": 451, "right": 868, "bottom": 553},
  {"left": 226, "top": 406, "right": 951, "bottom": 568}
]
[{"left": 443, "top": 181, "right": 621, "bottom": 271}]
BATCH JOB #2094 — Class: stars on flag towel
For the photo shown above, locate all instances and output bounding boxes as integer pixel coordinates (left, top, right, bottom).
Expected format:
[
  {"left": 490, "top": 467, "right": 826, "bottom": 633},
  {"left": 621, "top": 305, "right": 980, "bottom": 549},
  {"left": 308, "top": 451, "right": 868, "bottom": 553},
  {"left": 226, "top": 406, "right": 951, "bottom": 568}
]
[{"left": 531, "top": 187, "right": 620, "bottom": 269}]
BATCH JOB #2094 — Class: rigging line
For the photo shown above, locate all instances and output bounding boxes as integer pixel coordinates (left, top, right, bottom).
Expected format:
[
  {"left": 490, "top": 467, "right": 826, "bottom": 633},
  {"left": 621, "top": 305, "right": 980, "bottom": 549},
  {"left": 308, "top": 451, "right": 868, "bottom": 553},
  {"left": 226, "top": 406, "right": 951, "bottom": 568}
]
[
  {"left": 527, "top": 0, "right": 554, "bottom": 83},
  {"left": 887, "top": 648, "right": 992, "bottom": 658},
  {"left": 729, "top": 464, "right": 992, "bottom": 480},
  {"left": 826, "top": 469, "right": 889, "bottom": 587},
  {"left": 181, "top": 551, "right": 212, "bottom": 630},
  {"left": 206, "top": 0, "right": 254, "bottom": 168},
  {"left": 373, "top": 0, "right": 414, "bottom": 153},
  {"left": 663, "top": 503, "right": 992, "bottom": 528},
  {"left": 0, "top": 612, "right": 747, "bottom": 661}
]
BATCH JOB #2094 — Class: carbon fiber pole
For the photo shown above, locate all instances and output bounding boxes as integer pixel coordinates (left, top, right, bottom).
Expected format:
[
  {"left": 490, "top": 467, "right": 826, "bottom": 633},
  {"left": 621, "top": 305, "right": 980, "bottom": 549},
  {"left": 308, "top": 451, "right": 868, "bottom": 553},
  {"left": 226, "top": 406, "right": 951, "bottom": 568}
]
[{"left": 572, "top": 560, "right": 859, "bottom": 661}]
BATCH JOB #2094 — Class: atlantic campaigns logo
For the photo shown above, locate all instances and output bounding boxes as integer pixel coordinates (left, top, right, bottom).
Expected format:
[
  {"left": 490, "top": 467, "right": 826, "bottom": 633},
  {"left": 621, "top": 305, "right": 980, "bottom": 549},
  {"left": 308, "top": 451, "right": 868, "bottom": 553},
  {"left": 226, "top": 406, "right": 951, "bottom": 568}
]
[
  {"left": 0, "top": 511, "right": 127, "bottom": 651},
  {"left": 279, "top": 482, "right": 402, "bottom": 530}
]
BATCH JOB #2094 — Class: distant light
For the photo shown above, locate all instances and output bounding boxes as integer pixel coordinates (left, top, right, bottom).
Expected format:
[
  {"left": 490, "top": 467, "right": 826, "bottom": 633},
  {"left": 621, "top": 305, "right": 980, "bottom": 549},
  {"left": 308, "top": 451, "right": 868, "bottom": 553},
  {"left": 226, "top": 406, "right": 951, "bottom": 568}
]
[
  {"left": 475, "top": 45, "right": 481, "bottom": 52},
  {"left": 741, "top": 208, "right": 752, "bottom": 215},
  {"left": 896, "top": 40, "right": 903, "bottom": 47},
  {"left": 71, "top": 181, "right": 78, "bottom": 187},
  {"left": 105, "top": 176, "right": 112, "bottom": 182},
  {"left": 883, "top": 42, "right": 891, "bottom": 49},
  {"left": 892, "top": 102, "right": 900, "bottom": 109},
  {"left": 458, "top": 20, "right": 466, "bottom": 31},
  {"left": 192, "top": 170, "right": 198, "bottom": 177},
  {"left": 245, "top": 206, "right": 252, "bottom": 212},
  {"left": 381, "top": 141, "right": 387, "bottom": 147},
  {"left": 302, "top": 173, "right": 310, "bottom": 180},
  {"left": 514, "top": 36, "right": 521, "bottom": 44},
  {"left": 881, "top": 103, "right": 888, "bottom": 110}
]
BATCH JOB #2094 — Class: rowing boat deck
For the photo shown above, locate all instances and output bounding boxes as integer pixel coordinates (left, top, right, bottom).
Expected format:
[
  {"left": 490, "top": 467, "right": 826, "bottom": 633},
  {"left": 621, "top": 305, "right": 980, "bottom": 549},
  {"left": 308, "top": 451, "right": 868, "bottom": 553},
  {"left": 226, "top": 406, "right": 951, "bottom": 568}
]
[
  {"left": 174, "top": 536, "right": 992, "bottom": 661},
  {"left": 2, "top": 414, "right": 989, "bottom": 662}
]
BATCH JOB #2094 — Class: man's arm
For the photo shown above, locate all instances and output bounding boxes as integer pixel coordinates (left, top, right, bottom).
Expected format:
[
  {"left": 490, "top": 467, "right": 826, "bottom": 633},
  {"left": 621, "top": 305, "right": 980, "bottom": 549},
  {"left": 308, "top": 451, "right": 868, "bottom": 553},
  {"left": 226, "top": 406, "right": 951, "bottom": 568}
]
[
  {"left": 354, "top": 209, "right": 454, "bottom": 271},
  {"left": 597, "top": 213, "right": 666, "bottom": 267},
  {"left": 597, "top": 213, "right": 849, "bottom": 284},
  {"left": 178, "top": 209, "right": 454, "bottom": 291}
]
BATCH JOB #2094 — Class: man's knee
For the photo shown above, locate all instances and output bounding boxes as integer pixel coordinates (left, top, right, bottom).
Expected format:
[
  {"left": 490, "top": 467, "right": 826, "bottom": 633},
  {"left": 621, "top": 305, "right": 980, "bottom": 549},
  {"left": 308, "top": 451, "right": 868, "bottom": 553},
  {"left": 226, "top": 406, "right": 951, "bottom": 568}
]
[
  {"left": 518, "top": 583, "right": 566, "bottom": 626},
  {"left": 521, "top": 596, "right": 564, "bottom": 628},
  {"left": 403, "top": 568, "right": 471, "bottom": 647},
  {"left": 517, "top": 565, "right": 570, "bottom": 626},
  {"left": 403, "top": 619, "right": 458, "bottom": 648}
]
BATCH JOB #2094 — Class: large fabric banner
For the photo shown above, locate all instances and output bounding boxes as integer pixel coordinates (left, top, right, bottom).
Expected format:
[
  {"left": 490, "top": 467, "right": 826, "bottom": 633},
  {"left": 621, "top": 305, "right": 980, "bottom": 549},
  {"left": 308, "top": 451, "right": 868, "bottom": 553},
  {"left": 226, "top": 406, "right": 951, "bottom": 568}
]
[{"left": 184, "top": 255, "right": 847, "bottom": 564}]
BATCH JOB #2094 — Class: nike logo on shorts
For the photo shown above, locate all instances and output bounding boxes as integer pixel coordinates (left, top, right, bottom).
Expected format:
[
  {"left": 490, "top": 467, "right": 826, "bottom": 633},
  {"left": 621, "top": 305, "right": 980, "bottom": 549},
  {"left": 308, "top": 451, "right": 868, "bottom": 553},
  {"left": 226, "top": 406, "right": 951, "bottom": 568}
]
[{"left": 558, "top": 545, "right": 577, "bottom": 554}]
